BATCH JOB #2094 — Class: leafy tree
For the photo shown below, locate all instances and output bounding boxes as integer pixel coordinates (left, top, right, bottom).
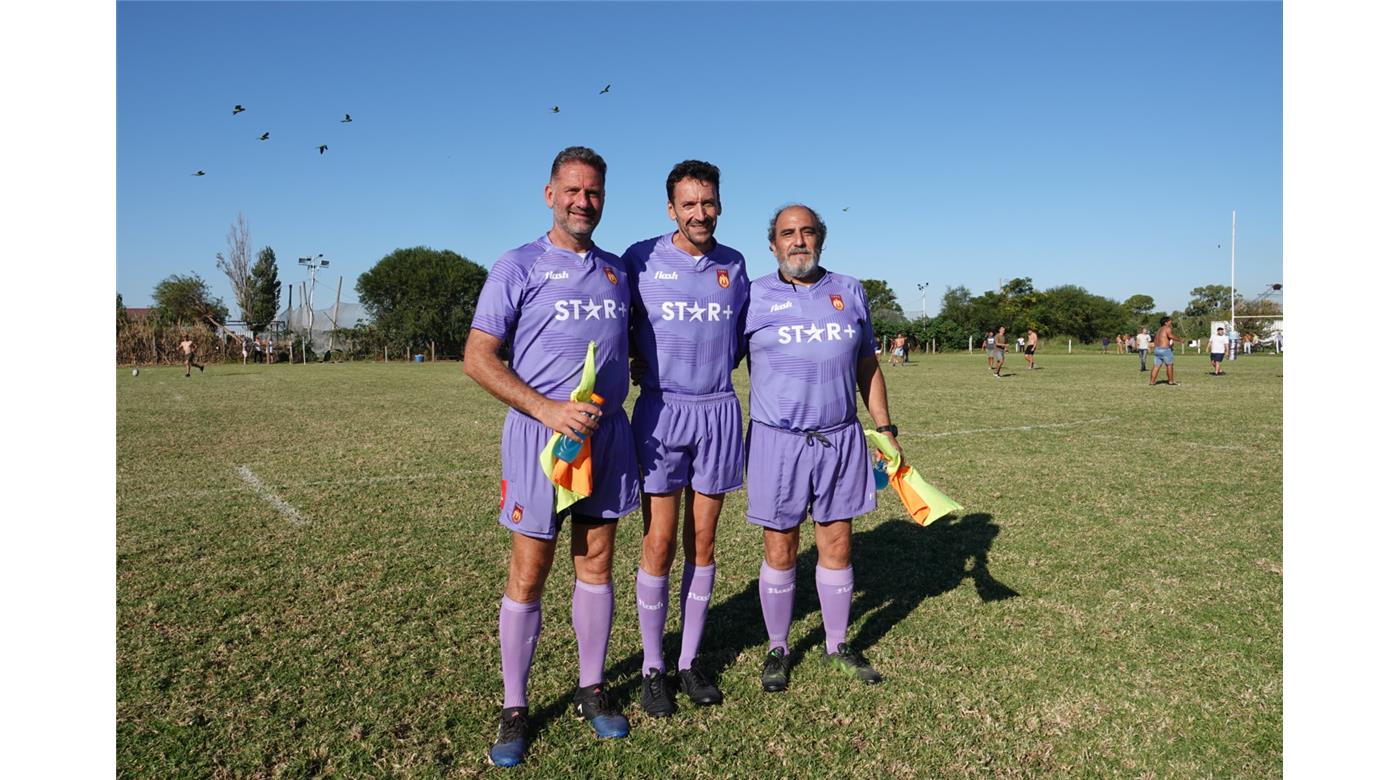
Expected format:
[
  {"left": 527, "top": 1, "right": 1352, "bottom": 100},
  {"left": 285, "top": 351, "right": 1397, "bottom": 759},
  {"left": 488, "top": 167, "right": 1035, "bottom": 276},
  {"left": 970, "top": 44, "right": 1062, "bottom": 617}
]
[
  {"left": 1123, "top": 294, "right": 1155, "bottom": 316},
  {"left": 247, "top": 246, "right": 281, "bottom": 335},
  {"left": 356, "top": 246, "right": 488, "bottom": 356},
  {"left": 214, "top": 213, "right": 256, "bottom": 323},
  {"left": 116, "top": 293, "right": 129, "bottom": 331},
  {"left": 1034, "top": 285, "right": 1131, "bottom": 342},
  {"left": 1184, "top": 284, "right": 1237, "bottom": 318},
  {"left": 153, "top": 273, "right": 228, "bottom": 328},
  {"left": 1001, "top": 277, "right": 1040, "bottom": 334},
  {"left": 860, "top": 279, "right": 904, "bottom": 320}
]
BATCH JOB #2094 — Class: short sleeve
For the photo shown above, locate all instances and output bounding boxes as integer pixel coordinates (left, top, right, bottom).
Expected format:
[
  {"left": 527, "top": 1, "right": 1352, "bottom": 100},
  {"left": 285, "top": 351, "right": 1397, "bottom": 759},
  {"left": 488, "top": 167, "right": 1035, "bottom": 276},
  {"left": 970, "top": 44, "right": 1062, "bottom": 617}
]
[
  {"left": 855, "top": 282, "right": 876, "bottom": 360},
  {"left": 470, "top": 255, "right": 528, "bottom": 341}
]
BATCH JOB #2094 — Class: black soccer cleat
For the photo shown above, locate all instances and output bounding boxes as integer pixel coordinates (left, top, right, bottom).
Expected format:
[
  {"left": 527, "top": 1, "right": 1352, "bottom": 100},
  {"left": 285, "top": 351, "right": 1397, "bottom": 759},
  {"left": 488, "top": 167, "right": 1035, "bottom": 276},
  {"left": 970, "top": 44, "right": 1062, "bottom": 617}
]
[
  {"left": 677, "top": 666, "right": 723, "bottom": 706},
  {"left": 488, "top": 706, "right": 528, "bottom": 767},
  {"left": 826, "top": 643, "right": 882, "bottom": 684},
  {"left": 761, "top": 647, "right": 791, "bottom": 692},
  {"left": 572, "top": 684, "right": 629, "bottom": 738},
  {"left": 639, "top": 668, "right": 677, "bottom": 718}
]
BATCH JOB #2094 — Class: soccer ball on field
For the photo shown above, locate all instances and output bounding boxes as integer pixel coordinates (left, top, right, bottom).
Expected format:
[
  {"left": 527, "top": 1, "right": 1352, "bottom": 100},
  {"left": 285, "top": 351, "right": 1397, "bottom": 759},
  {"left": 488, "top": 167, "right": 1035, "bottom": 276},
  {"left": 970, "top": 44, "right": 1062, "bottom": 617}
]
[{"left": 132, "top": 368, "right": 139, "bottom": 376}]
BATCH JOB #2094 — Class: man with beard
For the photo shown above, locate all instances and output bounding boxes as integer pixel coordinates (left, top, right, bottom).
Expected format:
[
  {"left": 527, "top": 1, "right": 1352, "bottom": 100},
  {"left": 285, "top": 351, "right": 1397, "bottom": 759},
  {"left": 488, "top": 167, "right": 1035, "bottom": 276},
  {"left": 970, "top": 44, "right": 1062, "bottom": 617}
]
[
  {"left": 743, "top": 204, "right": 902, "bottom": 692},
  {"left": 623, "top": 160, "right": 749, "bottom": 716},
  {"left": 464, "top": 146, "right": 638, "bottom": 767}
]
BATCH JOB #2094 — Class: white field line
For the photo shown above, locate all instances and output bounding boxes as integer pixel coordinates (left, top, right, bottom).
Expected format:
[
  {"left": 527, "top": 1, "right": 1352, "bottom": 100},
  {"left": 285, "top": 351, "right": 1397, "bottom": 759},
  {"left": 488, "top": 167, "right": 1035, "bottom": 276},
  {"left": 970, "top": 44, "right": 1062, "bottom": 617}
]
[
  {"left": 1083, "top": 430, "right": 1282, "bottom": 455},
  {"left": 898, "top": 417, "right": 1116, "bottom": 439},
  {"left": 235, "top": 465, "right": 308, "bottom": 526},
  {"left": 116, "top": 470, "right": 485, "bottom": 506}
]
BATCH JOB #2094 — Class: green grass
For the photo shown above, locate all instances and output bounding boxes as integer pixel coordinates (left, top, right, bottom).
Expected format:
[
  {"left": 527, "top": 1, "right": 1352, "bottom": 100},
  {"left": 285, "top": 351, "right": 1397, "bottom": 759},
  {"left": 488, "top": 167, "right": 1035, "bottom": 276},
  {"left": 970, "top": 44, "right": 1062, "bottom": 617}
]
[{"left": 117, "top": 350, "right": 1282, "bottom": 778}]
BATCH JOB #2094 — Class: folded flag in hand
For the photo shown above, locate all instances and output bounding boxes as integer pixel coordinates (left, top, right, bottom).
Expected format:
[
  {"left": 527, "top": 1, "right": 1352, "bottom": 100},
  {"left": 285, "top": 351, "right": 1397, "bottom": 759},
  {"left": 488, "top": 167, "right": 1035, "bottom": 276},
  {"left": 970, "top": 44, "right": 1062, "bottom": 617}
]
[
  {"left": 538, "top": 341, "right": 598, "bottom": 512},
  {"left": 864, "top": 429, "right": 964, "bottom": 526}
]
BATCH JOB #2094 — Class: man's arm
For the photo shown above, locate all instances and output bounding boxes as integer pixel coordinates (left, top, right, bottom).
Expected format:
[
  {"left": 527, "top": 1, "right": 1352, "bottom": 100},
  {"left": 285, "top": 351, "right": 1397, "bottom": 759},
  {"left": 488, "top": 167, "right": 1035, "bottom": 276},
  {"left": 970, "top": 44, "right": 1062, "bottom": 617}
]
[
  {"left": 463, "top": 328, "right": 601, "bottom": 442},
  {"left": 856, "top": 354, "right": 903, "bottom": 456}
]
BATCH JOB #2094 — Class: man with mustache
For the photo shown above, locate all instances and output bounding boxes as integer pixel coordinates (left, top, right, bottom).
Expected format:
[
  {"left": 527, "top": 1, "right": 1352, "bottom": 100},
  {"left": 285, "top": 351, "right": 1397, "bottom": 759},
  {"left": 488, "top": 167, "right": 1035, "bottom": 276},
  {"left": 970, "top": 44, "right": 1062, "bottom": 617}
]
[
  {"left": 622, "top": 160, "right": 749, "bottom": 717},
  {"left": 743, "top": 204, "right": 902, "bottom": 691},
  {"left": 464, "top": 146, "right": 638, "bottom": 767}
]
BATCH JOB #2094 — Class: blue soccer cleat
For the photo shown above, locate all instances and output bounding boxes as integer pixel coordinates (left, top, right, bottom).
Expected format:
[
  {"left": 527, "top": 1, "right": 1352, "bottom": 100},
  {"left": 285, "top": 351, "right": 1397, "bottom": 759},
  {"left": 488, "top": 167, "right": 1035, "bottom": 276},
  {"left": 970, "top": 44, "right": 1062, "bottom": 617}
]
[
  {"left": 572, "top": 684, "right": 630, "bottom": 738},
  {"left": 488, "top": 706, "right": 528, "bottom": 767}
]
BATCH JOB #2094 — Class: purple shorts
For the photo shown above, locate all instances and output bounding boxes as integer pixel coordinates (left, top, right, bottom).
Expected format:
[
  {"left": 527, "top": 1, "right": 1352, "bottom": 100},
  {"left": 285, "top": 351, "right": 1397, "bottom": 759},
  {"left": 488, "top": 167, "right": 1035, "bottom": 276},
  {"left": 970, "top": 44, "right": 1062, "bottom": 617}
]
[
  {"left": 497, "top": 408, "right": 640, "bottom": 540},
  {"left": 745, "top": 418, "right": 876, "bottom": 530},
  {"left": 631, "top": 389, "right": 744, "bottom": 496}
]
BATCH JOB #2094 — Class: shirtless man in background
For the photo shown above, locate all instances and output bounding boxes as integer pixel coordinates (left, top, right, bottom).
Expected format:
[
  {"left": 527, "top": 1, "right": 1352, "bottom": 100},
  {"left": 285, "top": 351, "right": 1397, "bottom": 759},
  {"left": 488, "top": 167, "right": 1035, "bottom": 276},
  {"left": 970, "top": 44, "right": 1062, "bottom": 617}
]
[
  {"left": 179, "top": 336, "right": 203, "bottom": 377},
  {"left": 1148, "top": 316, "right": 1188, "bottom": 386}
]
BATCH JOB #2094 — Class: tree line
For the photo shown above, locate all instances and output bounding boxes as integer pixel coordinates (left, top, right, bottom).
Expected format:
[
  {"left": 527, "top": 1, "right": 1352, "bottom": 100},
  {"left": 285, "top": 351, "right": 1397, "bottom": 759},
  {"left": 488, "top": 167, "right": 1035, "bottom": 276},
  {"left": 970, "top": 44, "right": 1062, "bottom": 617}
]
[
  {"left": 860, "top": 277, "right": 1281, "bottom": 352},
  {"left": 119, "top": 214, "right": 1279, "bottom": 364}
]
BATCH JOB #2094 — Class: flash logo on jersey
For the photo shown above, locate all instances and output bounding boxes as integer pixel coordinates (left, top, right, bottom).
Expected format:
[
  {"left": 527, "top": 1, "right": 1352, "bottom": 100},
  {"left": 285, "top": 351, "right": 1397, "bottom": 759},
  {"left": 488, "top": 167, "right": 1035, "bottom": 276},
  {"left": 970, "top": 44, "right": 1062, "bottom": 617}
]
[
  {"left": 717, "top": 268, "right": 730, "bottom": 288},
  {"left": 500, "top": 480, "right": 507, "bottom": 509},
  {"left": 510, "top": 504, "right": 523, "bottom": 523},
  {"left": 830, "top": 294, "right": 845, "bottom": 311},
  {"left": 604, "top": 266, "right": 618, "bottom": 285}
]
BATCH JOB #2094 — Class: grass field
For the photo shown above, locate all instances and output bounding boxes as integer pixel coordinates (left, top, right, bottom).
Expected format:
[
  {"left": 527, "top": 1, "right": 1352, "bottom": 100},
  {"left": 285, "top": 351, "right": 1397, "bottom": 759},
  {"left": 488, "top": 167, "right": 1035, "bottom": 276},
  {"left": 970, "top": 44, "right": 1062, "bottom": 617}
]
[{"left": 116, "top": 349, "right": 1282, "bottom": 778}]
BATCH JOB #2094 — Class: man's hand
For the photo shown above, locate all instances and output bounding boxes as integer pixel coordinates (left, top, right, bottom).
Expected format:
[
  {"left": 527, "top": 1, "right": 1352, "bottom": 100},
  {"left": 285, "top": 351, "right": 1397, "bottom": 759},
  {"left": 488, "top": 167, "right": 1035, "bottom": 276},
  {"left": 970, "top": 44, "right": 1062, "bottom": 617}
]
[
  {"left": 536, "top": 398, "right": 604, "bottom": 443},
  {"left": 881, "top": 430, "right": 905, "bottom": 461}
]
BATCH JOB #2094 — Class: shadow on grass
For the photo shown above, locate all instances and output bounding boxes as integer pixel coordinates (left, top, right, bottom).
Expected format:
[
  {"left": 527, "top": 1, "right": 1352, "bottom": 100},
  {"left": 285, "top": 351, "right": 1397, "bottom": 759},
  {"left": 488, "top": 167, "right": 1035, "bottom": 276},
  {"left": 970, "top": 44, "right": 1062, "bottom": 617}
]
[{"left": 523, "top": 512, "right": 1017, "bottom": 732}]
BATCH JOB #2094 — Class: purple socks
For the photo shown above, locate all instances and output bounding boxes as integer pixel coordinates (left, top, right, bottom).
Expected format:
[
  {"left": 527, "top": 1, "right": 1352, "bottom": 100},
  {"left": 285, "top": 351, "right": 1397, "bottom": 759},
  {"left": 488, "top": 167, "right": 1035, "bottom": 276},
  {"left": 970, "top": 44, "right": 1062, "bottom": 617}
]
[
  {"left": 499, "top": 596, "right": 542, "bottom": 709},
  {"left": 815, "top": 564, "right": 854, "bottom": 654},
  {"left": 635, "top": 569, "right": 669, "bottom": 674},
  {"left": 759, "top": 561, "right": 797, "bottom": 652},
  {"left": 678, "top": 562, "right": 715, "bottom": 670},
  {"left": 573, "top": 580, "right": 614, "bottom": 688}
]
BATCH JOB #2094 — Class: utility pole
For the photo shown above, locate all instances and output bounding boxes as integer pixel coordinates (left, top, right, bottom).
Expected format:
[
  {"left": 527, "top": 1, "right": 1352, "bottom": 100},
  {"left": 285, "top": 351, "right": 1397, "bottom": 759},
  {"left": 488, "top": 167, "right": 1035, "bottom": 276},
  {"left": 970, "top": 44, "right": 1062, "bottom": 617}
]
[{"left": 917, "top": 282, "right": 929, "bottom": 319}]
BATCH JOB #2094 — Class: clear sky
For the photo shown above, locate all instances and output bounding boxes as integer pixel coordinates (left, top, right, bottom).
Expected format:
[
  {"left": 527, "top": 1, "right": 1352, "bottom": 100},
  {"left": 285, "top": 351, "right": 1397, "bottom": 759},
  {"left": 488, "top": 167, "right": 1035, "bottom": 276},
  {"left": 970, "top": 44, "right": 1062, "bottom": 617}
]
[{"left": 117, "top": 1, "right": 1282, "bottom": 316}]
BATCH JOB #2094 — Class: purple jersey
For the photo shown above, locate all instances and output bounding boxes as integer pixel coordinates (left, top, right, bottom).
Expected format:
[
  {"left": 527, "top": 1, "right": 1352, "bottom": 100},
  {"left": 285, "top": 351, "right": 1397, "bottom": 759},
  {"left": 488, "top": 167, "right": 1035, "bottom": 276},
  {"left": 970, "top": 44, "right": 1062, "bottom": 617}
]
[
  {"left": 744, "top": 270, "right": 876, "bottom": 431},
  {"left": 623, "top": 234, "right": 750, "bottom": 395},
  {"left": 471, "top": 235, "right": 631, "bottom": 415}
]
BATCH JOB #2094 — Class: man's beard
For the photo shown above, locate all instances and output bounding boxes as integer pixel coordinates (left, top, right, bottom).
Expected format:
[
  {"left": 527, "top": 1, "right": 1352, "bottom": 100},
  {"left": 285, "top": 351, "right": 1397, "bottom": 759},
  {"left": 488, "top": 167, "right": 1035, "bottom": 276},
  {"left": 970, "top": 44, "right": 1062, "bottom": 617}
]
[{"left": 779, "top": 249, "right": 819, "bottom": 280}]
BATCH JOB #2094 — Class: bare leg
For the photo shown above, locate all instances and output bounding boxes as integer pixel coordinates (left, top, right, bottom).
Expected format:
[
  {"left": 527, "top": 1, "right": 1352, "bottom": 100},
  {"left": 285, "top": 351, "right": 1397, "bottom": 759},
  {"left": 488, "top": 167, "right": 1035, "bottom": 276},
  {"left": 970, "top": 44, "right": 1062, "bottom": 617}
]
[{"left": 640, "top": 490, "right": 682, "bottom": 577}]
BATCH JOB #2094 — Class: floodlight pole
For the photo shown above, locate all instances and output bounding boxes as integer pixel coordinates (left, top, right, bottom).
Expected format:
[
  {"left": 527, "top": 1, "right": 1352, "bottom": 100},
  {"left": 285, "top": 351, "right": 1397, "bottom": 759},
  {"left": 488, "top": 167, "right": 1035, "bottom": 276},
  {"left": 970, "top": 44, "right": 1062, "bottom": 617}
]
[
  {"left": 1230, "top": 211, "right": 1237, "bottom": 336},
  {"left": 917, "top": 282, "right": 929, "bottom": 319},
  {"left": 298, "top": 254, "right": 331, "bottom": 355}
]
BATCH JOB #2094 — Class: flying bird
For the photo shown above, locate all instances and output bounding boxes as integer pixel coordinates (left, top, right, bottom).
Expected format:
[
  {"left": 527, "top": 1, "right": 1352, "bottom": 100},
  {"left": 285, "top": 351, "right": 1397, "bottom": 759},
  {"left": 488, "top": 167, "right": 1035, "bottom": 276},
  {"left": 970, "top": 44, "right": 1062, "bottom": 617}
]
[
  {"left": 341, "top": 113, "right": 352, "bottom": 123},
  {"left": 318, "top": 144, "right": 328, "bottom": 155},
  {"left": 259, "top": 132, "right": 269, "bottom": 141},
  {"left": 232, "top": 105, "right": 246, "bottom": 115},
  {"left": 551, "top": 106, "right": 560, "bottom": 113},
  {"left": 599, "top": 84, "right": 610, "bottom": 94},
  {"left": 842, "top": 207, "right": 849, "bottom": 212},
  {"left": 192, "top": 170, "right": 205, "bottom": 176}
]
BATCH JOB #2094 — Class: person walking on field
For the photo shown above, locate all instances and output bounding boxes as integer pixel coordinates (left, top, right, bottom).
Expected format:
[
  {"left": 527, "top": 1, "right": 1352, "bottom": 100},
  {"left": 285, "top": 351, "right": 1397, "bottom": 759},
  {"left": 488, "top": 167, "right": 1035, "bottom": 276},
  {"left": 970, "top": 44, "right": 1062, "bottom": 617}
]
[
  {"left": 984, "top": 331, "right": 997, "bottom": 372},
  {"left": 1024, "top": 328, "right": 1038, "bottom": 370},
  {"left": 1149, "top": 316, "right": 1188, "bottom": 386},
  {"left": 1208, "top": 326, "right": 1229, "bottom": 375},
  {"left": 1135, "top": 327, "right": 1151, "bottom": 371},
  {"left": 178, "top": 335, "right": 203, "bottom": 377},
  {"left": 992, "top": 326, "right": 1008, "bottom": 377},
  {"left": 890, "top": 333, "right": 907, "bottom": 367}
]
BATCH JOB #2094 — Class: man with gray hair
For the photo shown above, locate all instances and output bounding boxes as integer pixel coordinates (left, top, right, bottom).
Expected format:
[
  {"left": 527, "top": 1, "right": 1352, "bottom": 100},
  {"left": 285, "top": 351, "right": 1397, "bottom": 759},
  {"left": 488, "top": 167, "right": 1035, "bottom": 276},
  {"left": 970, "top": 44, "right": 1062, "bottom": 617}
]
[
  {"left": 465, "top": 145, "right": 637, "bottom": 766},
  {"left": 742, "top": 203, "right": 902, "bottom": 691}
]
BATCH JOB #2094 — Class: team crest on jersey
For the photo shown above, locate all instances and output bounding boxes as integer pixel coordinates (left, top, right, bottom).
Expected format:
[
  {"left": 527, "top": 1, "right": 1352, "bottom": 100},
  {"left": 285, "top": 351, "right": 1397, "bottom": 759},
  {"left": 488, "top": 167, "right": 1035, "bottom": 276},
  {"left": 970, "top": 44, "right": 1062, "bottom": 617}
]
[
  {"left": 603, "top": 266, "right": 618, "bottom": 285},
  {"left": 830, "top": 294, "right": 845, "bottom": 311},
  {"left": 510, "top": 503, "right": 524, "bottom": 524},
  {"left": 716, "top": 269, "right": 730, "bottom": 288}
]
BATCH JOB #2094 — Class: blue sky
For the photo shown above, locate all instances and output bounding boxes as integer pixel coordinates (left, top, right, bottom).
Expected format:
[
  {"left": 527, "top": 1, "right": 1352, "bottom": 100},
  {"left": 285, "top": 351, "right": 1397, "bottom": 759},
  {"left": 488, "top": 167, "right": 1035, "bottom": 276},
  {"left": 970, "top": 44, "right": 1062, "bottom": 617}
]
[{"left": 117, "top": 1, "right": 1282, "bottom": 316}]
